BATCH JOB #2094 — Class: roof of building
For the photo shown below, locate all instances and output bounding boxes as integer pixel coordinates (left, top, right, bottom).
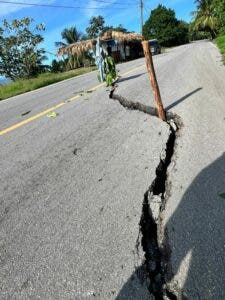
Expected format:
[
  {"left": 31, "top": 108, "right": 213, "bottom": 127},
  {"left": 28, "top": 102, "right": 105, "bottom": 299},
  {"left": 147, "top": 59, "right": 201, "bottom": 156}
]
[{"left": 58, "top": 31, "right": 143, "bottom": 56}]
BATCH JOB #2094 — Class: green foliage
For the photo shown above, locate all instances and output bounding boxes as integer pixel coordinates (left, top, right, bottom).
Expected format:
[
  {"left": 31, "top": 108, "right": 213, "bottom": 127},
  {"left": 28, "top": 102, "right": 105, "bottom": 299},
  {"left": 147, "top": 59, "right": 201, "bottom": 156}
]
[
  {"left": 189, "top": 28, "right": 211, "bottom": 41},
  {"left": 192, "top": 0, "right": 218, "bottom": 38},
  {"left": 55, "top": 26, "right": 82, "bottom": 48},
  {"left": 143, "top": 5, "right": 189, "bottom": 47},
  {"left": 213, "top": 0, "right": 225, "bottom": 34},
  {"left": 215, "top": 35, "right": 225, "bottom": 60},
  {"left": 192, "top": 0, "right": 225, "bottom": 38},
  {"left": 55, "top": 26, "right": 84, "bottom": 70},
  {"left": 86, "top": 16, "right": 105, "bottom": 38},
  {"left": 51, "top": 59, "right": 65, "bottom": 73},
  {"left": 0, "top": 66, "right": 96, "bottom": 100},
  {"left": 104, "top": 56, "right": 116, "bottom": 86},
  {"left": 113, "top": 24, "right": 128, "bottom": 33},
  {"left": 176, "top": 21, "right": 190, "bottom": 45},
  {"left": 0, "top": 17, "right": 46, "bottom": 81},
  {"left": 86, "top": 16, "right": 128, "bottom": 38},
  {"left": 102, "top": 24, "right": 128, "bottom": 34}
]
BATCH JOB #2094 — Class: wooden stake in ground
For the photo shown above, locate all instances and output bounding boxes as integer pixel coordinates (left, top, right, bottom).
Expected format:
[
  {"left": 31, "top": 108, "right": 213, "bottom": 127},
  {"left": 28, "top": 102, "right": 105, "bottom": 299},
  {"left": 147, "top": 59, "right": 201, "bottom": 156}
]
[{"left": 142, "top": 41, "right": 166, "bottom": 121}]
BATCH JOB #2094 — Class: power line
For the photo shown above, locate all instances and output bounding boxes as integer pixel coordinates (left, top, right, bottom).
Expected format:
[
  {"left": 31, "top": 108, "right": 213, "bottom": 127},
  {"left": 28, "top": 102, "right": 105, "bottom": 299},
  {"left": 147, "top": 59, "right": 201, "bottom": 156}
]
[{"left": 0, "top": 0, "right": 136, "bottom": 9}]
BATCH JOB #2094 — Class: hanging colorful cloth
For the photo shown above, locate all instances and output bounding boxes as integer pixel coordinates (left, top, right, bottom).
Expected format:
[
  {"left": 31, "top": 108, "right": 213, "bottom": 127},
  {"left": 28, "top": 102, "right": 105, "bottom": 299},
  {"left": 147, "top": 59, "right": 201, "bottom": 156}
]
[{"left": 95, "top": 37, "right": 106, "bottom": 82}]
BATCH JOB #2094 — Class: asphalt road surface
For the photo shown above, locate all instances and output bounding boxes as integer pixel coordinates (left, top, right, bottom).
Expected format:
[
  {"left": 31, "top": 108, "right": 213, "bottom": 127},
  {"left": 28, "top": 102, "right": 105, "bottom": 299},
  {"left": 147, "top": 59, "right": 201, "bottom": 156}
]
[
  {"left": 1, "top": 40, "right": 225, "bottom": 299},
  {"left": 0, "top": 55, "right": 169, "bottom": 299},
  {"left": 115, "top": 40, "right": 225, "bottom": 299}
]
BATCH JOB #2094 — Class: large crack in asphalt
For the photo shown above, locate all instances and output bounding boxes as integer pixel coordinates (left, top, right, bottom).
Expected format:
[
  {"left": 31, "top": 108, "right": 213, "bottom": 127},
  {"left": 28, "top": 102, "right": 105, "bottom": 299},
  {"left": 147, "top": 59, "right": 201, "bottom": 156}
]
[{"left": 109, "top": 88, "right": 182, "bottom": 299}]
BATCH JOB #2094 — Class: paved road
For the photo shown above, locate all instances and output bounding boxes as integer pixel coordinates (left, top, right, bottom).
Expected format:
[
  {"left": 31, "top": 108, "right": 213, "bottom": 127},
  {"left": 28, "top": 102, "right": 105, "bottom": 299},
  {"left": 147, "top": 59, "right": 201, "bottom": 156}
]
[
  {"left": 0, "top": 57, "right": 170, "bottom": 299},
  {"left": 1, "top": 40, "right": 225, "bottom": 299},
  {"left": 0, "top": 59, "right": 144, "bottom": 131},
  {"left": 114, "top": 40, "right": 225, "bottom": 298}
]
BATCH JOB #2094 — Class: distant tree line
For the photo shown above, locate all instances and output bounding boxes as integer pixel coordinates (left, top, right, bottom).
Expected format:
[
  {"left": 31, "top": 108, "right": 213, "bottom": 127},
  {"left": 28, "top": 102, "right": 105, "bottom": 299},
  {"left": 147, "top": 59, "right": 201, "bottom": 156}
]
[
  {"left": 143, "top": 1, "right": 225, "bottom": 47},
  {"left": 53, "top": 16, "right": 128, "bottom": 73},
  {"left": 3, "top": 1, "right": 224, "bottom": 81},
  {"left": 0, "top": 15, "right": 128, "bottom": 80}
]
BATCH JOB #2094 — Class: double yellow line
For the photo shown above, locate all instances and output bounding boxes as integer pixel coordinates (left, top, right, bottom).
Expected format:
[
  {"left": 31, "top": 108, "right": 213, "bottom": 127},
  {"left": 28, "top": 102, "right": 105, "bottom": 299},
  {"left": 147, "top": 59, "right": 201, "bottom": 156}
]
[{"left": 0, "top": 65, "right": 144, "bottom": 136}]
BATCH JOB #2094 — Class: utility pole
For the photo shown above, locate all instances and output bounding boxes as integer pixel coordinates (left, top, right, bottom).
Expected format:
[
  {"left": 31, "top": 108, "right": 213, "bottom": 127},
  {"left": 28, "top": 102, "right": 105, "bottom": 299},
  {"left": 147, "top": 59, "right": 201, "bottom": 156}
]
[
  {"left": 142, "top": 41, "right": 166, "bottom": 121},
  {"left": 140, "top": 0, "right": 143, "bottom": 35}
]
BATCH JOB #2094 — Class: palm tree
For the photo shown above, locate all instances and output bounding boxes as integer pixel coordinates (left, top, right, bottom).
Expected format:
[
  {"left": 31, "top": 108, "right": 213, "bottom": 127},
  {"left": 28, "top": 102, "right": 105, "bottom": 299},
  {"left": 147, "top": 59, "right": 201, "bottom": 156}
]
[
  {"left": 56, "top": 27, "right": 83, "bottom": 70},
  {"left": 192, "top": 0, "right": 218, "bottom": 38}
]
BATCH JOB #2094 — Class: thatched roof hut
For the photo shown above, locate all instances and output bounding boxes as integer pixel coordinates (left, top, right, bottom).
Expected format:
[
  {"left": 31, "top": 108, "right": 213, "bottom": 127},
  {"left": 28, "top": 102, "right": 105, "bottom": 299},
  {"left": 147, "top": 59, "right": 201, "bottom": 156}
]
[
  {"left": 57, "top": 31, "right": 143, "bottom": 56},
  {"left": 57, "top": 39, "right": 96, "bottom": 56},
  {"left": 101, "top": 31, "right": 143, "bottom": 42}
]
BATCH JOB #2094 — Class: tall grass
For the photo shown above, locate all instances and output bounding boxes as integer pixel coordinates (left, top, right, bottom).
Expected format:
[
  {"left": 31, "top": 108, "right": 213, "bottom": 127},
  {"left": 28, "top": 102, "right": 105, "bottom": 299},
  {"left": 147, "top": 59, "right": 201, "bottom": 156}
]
[
  {"left": 215, "top": 35, "right": 225, "bottom": 62},
  {"left": 0, "top": 66, "right": 96, "bottom": 100}
]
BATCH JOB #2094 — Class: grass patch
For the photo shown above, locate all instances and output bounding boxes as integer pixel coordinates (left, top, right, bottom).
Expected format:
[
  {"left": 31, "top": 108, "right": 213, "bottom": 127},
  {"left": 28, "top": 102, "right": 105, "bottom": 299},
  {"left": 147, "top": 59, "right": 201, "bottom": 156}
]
[
  {"left": 215, "top": 35, "right": 225, "bottom": 62},
  {"left": 0, "top": 66, "right": 96, "bottom": 100}
]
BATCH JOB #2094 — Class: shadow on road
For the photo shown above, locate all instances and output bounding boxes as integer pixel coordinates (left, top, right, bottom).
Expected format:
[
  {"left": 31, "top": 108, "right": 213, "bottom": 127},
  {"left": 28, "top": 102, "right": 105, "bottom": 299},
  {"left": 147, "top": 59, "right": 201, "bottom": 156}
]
[
  {"left": 116, "top": 153, "right": 225, "bottom": 299},
  {"left": 166, "top": 88, "right": 202, "bottom": 111},
  {"left": 118, "top": 73, "right": 146, "bottom": 83},
  {"left": 164, "top": 152, "right": 225, "bottom": 298},
  {"left": 115, "top": 266, "right": 150, "bottom": 300}
]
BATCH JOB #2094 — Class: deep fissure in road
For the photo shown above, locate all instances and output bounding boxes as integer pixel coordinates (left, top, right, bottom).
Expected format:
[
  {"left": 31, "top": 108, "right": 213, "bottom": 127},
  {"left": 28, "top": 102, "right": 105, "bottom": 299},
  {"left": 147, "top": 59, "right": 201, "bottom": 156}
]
[
  {"left": 140, "top": 124, "right": 178, "bottom": 300},
  {"left": 110, "top": 89, "right": 181, "bottom": 299}
]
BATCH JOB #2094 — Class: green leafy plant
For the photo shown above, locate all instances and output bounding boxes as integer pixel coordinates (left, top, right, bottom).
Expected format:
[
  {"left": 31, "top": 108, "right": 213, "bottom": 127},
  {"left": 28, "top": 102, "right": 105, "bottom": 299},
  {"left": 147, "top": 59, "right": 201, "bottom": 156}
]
[{"left": 104, "top": 56, "right": 116, "bottom": 86}]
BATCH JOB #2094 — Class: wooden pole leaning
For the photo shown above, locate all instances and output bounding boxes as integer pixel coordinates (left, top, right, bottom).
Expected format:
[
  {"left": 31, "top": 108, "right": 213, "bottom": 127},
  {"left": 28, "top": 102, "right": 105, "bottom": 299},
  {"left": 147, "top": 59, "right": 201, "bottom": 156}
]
[{"left": 142, "top": 40, "right": 166, "bottom": 121}]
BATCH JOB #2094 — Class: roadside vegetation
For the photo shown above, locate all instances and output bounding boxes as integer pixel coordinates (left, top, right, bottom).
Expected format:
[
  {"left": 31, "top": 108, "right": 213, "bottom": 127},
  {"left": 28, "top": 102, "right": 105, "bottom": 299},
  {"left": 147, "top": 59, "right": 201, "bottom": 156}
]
[
  {"left": 0, "top": 67, "right": 96, "bottom": 100},
  {"left": 191, "top": 0, "right": 225, "bottom": 62},
  {"left": 215, "top": 35, "right": 225, "bottom": 61},
  {"left": 0, "top": 15, "right": 128, "bottom": 99}
]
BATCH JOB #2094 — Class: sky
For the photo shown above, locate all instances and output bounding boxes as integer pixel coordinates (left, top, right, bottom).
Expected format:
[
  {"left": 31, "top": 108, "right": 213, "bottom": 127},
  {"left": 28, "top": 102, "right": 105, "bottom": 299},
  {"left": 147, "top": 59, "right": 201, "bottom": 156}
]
[{"left": 0, "top": 0, "right": 196, "bottom": 63}]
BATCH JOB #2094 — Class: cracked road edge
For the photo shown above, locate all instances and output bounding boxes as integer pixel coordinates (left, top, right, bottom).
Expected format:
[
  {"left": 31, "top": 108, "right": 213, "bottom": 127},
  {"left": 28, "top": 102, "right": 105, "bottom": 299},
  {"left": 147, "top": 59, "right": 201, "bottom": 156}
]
[{"left": 109, "top": 87, "right": 184, "bottom": 299}]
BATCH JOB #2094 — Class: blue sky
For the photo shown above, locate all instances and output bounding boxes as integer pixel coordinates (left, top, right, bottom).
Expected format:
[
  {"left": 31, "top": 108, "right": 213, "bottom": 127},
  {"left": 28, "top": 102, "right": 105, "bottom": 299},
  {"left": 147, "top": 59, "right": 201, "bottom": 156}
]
[{"left": 0, "top": 0, "right": 196, "bottom": 63}]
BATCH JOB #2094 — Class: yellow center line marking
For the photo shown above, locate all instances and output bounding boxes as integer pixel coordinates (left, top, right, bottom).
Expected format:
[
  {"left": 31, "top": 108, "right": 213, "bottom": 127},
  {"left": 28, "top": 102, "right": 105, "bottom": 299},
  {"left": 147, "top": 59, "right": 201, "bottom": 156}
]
[
  {"left": 0, "top": 102, "right": 65, "bottom": 136},
  {"left": 0, "top": 64, "right": 145, "bottom": 136},
  {"left": 65, "top": 94, "right": 81, "bottom": 102}
]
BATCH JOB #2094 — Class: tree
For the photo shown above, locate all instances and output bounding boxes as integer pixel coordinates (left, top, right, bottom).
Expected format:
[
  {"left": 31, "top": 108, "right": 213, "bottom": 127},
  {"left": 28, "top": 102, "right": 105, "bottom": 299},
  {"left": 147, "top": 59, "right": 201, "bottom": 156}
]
[
  {"left": 0, "top": 18, "right": 46, "bottom": 80},
  {"left": 86, "top": 15, "right": 105, "bottom": 38},
  {"left": 51, "top": 59, "right": 65, "bottom": 73},
  {"left": 176, "top": 21, "right": 190, "bottom": 45},
  {"left": 192, "top": 0, "right": 218, "bottom": 38},
  {"left": 85, "top": 15, "right": 128, "bottom": 38},
  {"left": 113, "top": 24, "right": 128, "bottom": 33},
  {"left": 55, "top": 26, "right": 83, "bottom": 70},
  {"left": 102, "top": 24, "right": 128, "bottom": 34},
  {"left": 143, "top": 5, "right": 189, "bottom": 47},
  {"left": 55, "top": 26, "right": 82, "bottom": 48}
]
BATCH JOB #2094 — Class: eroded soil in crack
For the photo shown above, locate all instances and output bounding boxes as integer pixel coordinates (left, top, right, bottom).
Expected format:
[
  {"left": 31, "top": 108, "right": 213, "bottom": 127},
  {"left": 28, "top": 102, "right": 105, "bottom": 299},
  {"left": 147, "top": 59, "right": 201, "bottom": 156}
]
[{"left": 109, "top": 87, "right": 182, "bottom": 299}]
